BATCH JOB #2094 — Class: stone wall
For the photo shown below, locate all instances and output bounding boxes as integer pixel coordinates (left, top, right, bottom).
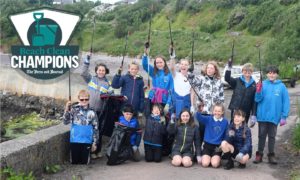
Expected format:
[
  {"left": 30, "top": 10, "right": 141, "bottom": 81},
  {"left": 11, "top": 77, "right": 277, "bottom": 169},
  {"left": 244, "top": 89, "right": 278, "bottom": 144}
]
[{"left": 0, "top": 123, "right": 70, "bottom": 175}]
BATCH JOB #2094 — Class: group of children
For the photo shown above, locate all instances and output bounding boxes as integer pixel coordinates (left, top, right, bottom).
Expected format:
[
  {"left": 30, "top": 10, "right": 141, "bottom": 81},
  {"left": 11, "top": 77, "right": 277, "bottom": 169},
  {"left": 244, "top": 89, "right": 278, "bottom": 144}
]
[{"left": 63, "top": 45, "right": 290, "bottom": 170}]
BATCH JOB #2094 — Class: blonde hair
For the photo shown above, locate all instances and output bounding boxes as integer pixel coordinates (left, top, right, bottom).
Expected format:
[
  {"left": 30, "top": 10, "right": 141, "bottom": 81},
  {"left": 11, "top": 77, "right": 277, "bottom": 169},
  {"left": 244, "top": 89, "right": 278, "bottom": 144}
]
[
  {"left": 202, "top": 61, "right": 221, "bottom": 79},
  {"left": 128, "top": 61, "right": 139, "bottom": 69},
  {"left": 242, "top": 63, "right": 253, "bottom": 72},
  {"left": 212, "top": 103, "right": 225, "bottom": 115},
  {"left": 180, "top": 59, "right": 190, "bottom": 64},
  {"left": 77, "top": 90, "right": 90, "bottom": 99}
]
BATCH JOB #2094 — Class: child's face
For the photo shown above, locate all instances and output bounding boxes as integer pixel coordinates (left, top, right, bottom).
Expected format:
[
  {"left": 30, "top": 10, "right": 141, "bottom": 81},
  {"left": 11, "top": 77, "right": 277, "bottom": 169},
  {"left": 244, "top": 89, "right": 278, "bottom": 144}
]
[
  {"left": 206, "top": 64, "right": 216, "bottom": 77},
  {"left": 213, "top": 106, "right": 224, "bottom": 119},
  {"left": 267, "top": 72, "right": 278, "bottom": 81},
  {"left": 129, "top": 64, "right": 139, "bottom": 77},
  {"left": 234, "top": 114, "right": 245, "bottom": 126},
  {"left": 152, "top": 106, "right": 161, "bottom": 116},
  {"left": 179, "top": 60, "right": 189, "bottom": 73},
  {"left": 96, "top": 66, "right": 106, "bottom": 78},
  {"left": 123, "top": 112, "right": 133, "bottom": 121},
  {"left": 180, "top": 111, "right": 190, "bottom": 124},
  {"left": 242, "top": 69, "right": 252, "bottom": 79},
  {"left": 155, "top": 58, "right": 165, "bottom": 70},
  {"left": 78, "top": 95, "right": 89, "bottom": 107}
]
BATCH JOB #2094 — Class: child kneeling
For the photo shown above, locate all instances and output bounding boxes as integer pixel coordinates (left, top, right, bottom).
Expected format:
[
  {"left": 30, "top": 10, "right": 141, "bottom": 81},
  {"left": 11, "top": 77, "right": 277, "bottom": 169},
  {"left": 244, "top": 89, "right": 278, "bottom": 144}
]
[
  {"left": 118, "top": 104, "right": 142, "bottom": 161},
  {"left": 63, "top": 90, "right": 98, "bottom": 164},
  {"left": 195, "top": 103, "right": 228, "bottom": 168},
  {"left": 221, "top": 109, "right": 252, "bottom": 169},
  {"left": 168, "top": 109, "right": 202, "bottom": 167}
]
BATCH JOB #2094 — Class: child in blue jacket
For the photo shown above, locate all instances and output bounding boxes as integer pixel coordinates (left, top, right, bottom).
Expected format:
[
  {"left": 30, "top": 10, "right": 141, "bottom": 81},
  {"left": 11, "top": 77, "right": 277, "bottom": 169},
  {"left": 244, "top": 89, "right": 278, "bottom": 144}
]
[
  {"left": 253, "top": 66, "right": 290, "bottom": 164},
  {"left": 112, "top": 62, "right": 145, "bottom": 116},
  {"left": 63, "top": 90, "right": 98, "bottom": 164},
  {"left": 195, "top": 103, "right": 228, "bottom": 168},
  {"left": 142, "top": 47, "right": 174, "bottom": 115},
  {"left": 118, "top": 104, "right": 142, "bottom": 161},
  {"left": 221, "top": 109, "right": 252, "bottom": 170}
]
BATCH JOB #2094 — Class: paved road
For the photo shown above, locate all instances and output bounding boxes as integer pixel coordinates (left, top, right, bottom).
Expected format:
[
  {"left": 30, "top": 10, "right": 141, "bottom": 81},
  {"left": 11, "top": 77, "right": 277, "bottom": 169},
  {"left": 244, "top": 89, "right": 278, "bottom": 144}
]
[{"left": 42, "top": 88, "right": 299, "bottom": 180}]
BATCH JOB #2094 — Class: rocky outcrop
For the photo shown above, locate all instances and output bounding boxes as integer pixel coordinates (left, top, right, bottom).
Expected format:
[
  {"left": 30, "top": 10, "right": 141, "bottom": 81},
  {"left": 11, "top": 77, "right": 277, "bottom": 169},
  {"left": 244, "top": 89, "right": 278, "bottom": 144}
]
[{"left": 0, "top": 91, "right": 65, "bottom": 122}]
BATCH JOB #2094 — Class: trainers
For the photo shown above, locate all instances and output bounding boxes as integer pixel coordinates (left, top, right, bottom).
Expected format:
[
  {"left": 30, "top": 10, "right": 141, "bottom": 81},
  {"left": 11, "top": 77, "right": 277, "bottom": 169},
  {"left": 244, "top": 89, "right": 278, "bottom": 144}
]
[
  {"left": 253, "top": 151, "right": 263, "bottom": 164},
  {"left": 91, "top": 154, "right": 98, "bottom": 159},
  {"left": 238, "top": 163, "right": 246, "bottom": 169},
  {"left": 268, "top": 153, "right": 277, "bottom": 165}
]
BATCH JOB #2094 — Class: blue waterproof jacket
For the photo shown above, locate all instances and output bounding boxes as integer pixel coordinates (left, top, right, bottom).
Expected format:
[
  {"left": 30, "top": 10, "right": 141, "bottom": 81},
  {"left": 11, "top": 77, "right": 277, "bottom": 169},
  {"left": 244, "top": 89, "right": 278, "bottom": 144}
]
[
  {"left": 255, "top": 79, "right": 290, "bottom": 125},
  {"left": 142, "top": 55, "right": 173, "bottom": 105},
  {"left": 118, "top": 116, "right": 141, "bottom": 147},
  {"left": 112, "top": 73, "right": 145, "bottom": 113},
  {"left": 225, "top": 123, "right": 252, "bottom": 155}
]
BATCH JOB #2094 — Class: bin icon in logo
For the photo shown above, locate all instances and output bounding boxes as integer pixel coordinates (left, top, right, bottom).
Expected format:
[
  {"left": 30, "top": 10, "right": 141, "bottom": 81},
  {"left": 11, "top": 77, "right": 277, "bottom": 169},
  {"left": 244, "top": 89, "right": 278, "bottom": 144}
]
[{"left": 32, "top": 12, "right": 58, "bottom": 46}]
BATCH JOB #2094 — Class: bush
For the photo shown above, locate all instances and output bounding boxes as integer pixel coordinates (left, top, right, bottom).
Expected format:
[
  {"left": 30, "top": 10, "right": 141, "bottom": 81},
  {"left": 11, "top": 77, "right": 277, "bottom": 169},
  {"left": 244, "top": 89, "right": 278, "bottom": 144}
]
[
  {"left": 292, "top": 123, "right": 300, "bottom": 150},
  {"left": 227, "top": 7, "right": 247, "bottom": 29},
  {"left": 247, "top": 1, "right": 283, "bottom": 35}
]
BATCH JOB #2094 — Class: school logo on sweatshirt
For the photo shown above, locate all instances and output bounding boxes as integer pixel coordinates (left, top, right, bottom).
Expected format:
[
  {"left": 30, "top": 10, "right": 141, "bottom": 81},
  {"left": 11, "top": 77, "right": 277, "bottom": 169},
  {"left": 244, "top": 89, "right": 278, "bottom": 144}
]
[{"left": 9, "top": 7, "right": 81, "bottom": 80}]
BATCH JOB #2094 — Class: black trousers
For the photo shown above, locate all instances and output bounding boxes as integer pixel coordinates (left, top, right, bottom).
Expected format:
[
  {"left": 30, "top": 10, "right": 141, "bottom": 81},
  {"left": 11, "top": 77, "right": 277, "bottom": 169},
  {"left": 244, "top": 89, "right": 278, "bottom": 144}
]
[
  {"left": 144, "top": 144, "right": 162, "bottom": 162},
  {"left": 70, "top": 143, "right": 91, "bottom": 164}
]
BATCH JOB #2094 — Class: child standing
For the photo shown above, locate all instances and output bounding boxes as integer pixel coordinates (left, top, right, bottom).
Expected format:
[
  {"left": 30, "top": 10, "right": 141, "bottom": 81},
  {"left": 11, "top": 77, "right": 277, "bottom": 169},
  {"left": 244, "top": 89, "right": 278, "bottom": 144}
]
[
  {"left": 142, "top": 47, "right": 174, "bottom": 115},
  {"left": 253, "top": 66, "right": 290, "bottom": 164},
  {"left": 195, "top": 103, "right": 228, "bottom": 168},
  {"left": 169, "top": 58, "right": 193, "bottom": 119},
  {"left": 81, "top": 54, "right": 112, "bottom": 159},
  {"left": 188, "top": 61, "right": 224, "bottom": 150},
  {"left": 221, "top": 109, "right": 252, "bottom": 170},
  {"left": 225, "top": 62, "right": 257, "bottom": 124},
  {"left": 118, "top": 104, "right": 142, "bottom": 161},
  {"left": 143, "top": 104, "right": 166, "bottom": 162},
  {"left": 167, "top": 109, "right": 202, "bottom": 167},
  {"left": 112, "top": 62, "right": 145, "bottom": 116},
  {"left": 63, "top": 90, "right": 98, "bottom": 164}
]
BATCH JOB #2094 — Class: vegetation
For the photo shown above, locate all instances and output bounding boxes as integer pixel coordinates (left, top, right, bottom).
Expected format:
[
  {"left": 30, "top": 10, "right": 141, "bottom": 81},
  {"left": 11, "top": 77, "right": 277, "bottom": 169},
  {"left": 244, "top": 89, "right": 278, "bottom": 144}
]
[
  {"left": 0, "top": 167, "right": 35, "bottom": 180},
  {"left": 2, "top": 112, "right": 60, "bottom": 140},
  {"left": 1, "top": 0, "right": 300, "bottom": 75}
]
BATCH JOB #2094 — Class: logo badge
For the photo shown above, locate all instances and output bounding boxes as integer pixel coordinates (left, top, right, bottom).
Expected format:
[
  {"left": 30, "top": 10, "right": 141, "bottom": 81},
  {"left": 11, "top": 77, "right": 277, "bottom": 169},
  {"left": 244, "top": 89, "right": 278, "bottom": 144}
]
[{"left": 9, "top": 8, "right": 81, "bottom": 80}]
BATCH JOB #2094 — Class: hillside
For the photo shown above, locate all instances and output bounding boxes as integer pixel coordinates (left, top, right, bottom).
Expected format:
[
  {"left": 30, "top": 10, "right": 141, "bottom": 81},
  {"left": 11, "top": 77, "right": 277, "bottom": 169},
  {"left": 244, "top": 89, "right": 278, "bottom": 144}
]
[{"left": 1, "top": 0, "right": 300, "bottom": 77}]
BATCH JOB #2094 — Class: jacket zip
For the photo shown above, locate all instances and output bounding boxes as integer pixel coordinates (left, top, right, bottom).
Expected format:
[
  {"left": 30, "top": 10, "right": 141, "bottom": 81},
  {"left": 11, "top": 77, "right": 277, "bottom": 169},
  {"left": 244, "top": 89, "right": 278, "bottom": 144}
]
[
  {"left": 180, "top": 125, "right": 187, "bottom": 152},
  {"left": 131, "top": 77, "right": 136, "bottom": 104}
]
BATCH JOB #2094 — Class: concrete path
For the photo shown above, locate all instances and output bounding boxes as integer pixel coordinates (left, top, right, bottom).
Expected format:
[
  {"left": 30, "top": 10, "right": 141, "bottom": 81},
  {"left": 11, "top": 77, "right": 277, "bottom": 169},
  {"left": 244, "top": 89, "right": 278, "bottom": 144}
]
[{"left": 42, "top": 87, "right": 299, "bottom": 180}]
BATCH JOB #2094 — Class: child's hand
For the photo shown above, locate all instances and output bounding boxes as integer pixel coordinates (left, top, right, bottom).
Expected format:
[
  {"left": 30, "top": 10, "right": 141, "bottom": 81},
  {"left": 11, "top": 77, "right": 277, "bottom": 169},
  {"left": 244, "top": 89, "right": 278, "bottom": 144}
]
[
  {"left": 132, "top": 146, "right": 138, "bottom": 152},
  {"left": 170, "top": 113, "right": 176, "bottom": 124},
  {"left": 235, "top": 152, "right": 244, "bottom": 162},
  {"left": 117, "top": 68, "right": 122, "bottom": 75},
  {"left": 197, "top": 102, "right": 204, "bottom": 112},
  {"left": 84, "top": 54, "right": 91, "bottom": 64},
  {"left": 163, "top": 104, "right": 170, "bottom": 115},
  {"left": 256, "top": 82, "right": 262, "bottom": 93},
  {"left": 91, "top": 143, "right": 97, "bottom": 152},
  {"left": 65, "top": 101, "right": 71, "bottom": 112},
  {"left": 190, "top": 106, "right": 195, "bottom": 115},
  {"left": 280, "top": 118, "right": 286, "bottom": 126},
  {"left": 196, "top": 156, "right": 202, "bottom": 165},
  {"left": 249, "top": 115, "right": 257, "bottom": 128}
]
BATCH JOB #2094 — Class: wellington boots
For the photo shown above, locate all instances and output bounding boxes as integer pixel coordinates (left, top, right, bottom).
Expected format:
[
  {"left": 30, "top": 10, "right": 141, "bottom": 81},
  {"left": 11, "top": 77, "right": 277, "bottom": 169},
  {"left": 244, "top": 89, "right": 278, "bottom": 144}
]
[
  {"left": 253, "top": 151, "right": 263, "bottom": 164},
  {"left": 268, "top": 153, "right": 278, "bottom": 165}
]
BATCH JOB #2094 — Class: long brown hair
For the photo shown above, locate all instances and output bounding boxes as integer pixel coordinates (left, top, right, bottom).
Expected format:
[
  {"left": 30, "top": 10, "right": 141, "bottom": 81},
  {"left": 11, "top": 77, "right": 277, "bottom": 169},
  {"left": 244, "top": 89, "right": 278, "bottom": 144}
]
[
  {"left": 202, "top": 61, "right": 221, "bottom": 79},
  {"left": 233, "top": 109, "right": 247, "bottom": 139},
  {"left": 177, "top": 109, "right": 195, "bottom": 128},
  {"left": 153, "top": 55, "right": 169, "bottom": 75}
]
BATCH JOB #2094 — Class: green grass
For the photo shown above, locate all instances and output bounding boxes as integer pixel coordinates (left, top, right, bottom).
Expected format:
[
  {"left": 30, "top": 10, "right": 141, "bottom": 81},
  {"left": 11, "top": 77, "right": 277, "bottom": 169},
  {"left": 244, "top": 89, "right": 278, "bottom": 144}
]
[{"left": 2, "top": 112, "right": 60, "bottom": 140}]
